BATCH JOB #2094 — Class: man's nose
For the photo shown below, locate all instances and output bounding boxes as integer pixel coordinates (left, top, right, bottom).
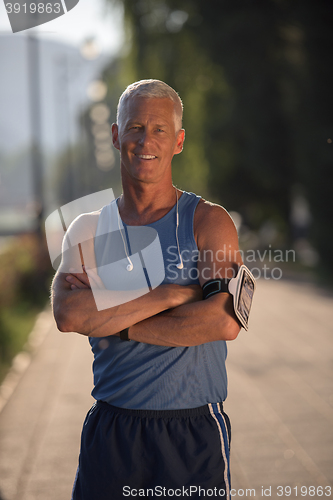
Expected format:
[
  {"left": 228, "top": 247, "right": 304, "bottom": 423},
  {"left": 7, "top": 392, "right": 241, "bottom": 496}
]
[{"left": 138, "top": 130, "right": 151, "bottom": 146}]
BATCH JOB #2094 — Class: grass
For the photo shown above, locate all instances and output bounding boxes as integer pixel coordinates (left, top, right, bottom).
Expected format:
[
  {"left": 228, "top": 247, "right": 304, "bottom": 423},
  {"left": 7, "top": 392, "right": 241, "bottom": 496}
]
[{"left": 0, "top": 303, "right": 41, "bottom": 384}]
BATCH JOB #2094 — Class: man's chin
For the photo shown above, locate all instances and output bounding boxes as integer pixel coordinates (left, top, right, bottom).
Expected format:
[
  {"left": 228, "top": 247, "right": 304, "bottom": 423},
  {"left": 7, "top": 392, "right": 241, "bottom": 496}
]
[{"left": 123, "top": 171, "right": 158, "bottom": 185}]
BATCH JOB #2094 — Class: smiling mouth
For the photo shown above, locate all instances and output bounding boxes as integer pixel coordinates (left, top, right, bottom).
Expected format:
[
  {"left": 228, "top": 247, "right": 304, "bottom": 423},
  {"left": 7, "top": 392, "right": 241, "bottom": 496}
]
[{"left": 135, "top": 154, "right": 157, "bottom": 160}]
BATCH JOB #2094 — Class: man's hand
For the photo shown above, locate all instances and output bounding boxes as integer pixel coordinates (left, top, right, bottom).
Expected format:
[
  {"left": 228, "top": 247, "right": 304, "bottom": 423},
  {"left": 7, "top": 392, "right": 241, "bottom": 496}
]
[
  {"left": 65, "top": 267, "right": 107, "bottom": 291},
  {"left": 65, "top": 267, "right": 91, "bottom": 290}
]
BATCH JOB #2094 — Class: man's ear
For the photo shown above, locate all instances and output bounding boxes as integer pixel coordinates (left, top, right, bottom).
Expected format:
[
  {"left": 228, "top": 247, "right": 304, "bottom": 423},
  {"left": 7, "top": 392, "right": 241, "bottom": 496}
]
[
  {"left": 112, "top": 123, "right": 120, "bottom": 151},
  {"left": 174, "top": 129, "right": 185, "bottom": 155}
]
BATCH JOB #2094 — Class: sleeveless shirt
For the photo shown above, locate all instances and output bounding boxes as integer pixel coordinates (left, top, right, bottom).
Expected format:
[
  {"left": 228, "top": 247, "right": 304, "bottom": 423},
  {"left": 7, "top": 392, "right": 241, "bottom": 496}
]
[{"left": 89, "top": 191, "right": 228, "bottom": 409}]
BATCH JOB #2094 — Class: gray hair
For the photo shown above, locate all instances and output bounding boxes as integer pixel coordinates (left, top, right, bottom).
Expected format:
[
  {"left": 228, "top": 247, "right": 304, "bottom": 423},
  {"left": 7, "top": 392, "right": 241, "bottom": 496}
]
[{"left": 116, "top": 79, "right": 183, "bottom": 132}]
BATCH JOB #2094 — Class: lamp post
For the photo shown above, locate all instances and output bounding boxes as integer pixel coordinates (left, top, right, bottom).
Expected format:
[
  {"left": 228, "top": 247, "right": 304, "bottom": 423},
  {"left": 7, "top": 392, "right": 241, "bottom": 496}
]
[{"left": 27, "top": 33, "right": 44, "bottom": 236}]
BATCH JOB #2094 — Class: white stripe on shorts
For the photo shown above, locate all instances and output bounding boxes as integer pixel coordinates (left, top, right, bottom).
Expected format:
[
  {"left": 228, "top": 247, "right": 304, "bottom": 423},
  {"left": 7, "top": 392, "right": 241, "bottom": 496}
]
[{"left": 208, "top": 403, "right": 230, "bottom": 500}]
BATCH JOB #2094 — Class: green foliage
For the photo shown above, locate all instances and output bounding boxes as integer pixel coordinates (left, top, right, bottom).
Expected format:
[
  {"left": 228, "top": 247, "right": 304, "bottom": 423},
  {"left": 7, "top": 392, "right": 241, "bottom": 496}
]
[
  {"left": 0, "top": 234, "right": 52, "bottom": 379},
  {"left": 52, "top": 141, "right": 121, "bottom": 206},
  {"left": 0, "top": 305, "right": 38, "bottom": 383},
  {"left": 106, "top": 0, "right": 333, "bottom": 280}
]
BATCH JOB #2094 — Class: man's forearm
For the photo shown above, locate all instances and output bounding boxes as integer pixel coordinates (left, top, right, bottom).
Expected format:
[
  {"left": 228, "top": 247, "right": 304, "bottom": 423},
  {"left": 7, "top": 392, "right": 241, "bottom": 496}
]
[
  {"left": 52, "top": 273, "right": 201, "bottom": 337},
  {"left": 128, "top": 294, "right": 241, "bottom": 346},
  {"left": 55, "top": 288, "right": 172, "bottom": 337}
]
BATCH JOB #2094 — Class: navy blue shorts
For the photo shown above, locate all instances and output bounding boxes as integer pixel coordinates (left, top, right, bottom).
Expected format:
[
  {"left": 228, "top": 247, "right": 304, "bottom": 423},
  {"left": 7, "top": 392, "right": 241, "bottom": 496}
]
[{"left": 72, "top": 401, "right": 231, "bottom": 500}]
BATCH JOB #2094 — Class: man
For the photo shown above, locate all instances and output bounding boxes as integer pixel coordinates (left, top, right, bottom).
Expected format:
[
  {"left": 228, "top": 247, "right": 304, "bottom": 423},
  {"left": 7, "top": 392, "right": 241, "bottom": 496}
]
[{"left": 52, "top": 79, "right": 243, "bottom": 499}]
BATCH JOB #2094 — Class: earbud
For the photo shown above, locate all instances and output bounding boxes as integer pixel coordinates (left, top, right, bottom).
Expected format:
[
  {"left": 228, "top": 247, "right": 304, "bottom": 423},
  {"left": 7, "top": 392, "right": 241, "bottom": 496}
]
[
  {"left": 126, "top": 261, "right": 133, "bottom": 272},
  {"left": 177, "top": 261, "right": 184, "bottom": 270}
]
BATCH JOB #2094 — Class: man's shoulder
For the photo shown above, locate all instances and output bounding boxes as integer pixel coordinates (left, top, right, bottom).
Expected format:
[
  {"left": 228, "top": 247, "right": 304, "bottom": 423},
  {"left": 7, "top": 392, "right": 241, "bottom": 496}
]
[
  {"left": 66, "top": 209, "right": 102, "bottom": 241},
  {"left": 59, "top": 210, "right": 102, "bottom": 274},
  {"left": 195, "top": 198, "right": 236, "bottom": 229},
  {"left": 194, "top": 198, "right": 239, "bottom": 251}
]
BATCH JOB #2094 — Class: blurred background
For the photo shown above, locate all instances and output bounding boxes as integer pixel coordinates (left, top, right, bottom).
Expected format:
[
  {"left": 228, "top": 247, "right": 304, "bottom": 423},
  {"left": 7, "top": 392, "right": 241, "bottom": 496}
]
[
  {"left": 0, "top": 0, "right": 332, "bottom": 498},
  {"left": 1, "top": 0, "right": 332, "bottom": 377}
]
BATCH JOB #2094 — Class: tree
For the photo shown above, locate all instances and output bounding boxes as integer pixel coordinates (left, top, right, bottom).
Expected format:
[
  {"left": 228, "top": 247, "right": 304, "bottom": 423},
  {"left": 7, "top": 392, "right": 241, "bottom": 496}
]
[{"left": 106, "top": 0, "right": 333, "bottom": 279}]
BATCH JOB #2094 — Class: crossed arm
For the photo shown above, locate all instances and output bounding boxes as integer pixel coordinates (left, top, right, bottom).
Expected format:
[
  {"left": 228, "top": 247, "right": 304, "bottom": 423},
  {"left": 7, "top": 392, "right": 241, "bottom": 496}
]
[{"left": 51, "top": 202, "right": 243, "bottom": 346}]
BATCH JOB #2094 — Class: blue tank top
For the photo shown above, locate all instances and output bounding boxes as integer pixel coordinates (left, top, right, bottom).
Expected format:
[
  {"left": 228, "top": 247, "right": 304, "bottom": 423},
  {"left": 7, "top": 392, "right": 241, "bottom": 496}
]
[{"left": 90, "top": 191, "right": 228, "bottom": 409}]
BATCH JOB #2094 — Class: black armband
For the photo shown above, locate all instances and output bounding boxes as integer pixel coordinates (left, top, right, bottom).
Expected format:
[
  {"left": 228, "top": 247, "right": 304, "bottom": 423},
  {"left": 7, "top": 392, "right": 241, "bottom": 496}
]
[{"left": 202, "top": 279, "right": 230, "bottom": 300}]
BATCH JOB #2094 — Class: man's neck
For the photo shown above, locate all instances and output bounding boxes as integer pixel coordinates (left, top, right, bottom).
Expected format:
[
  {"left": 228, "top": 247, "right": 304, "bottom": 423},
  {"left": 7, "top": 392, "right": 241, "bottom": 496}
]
[{"left": 118, "top": 182, "right": 178, "bottom": 226}]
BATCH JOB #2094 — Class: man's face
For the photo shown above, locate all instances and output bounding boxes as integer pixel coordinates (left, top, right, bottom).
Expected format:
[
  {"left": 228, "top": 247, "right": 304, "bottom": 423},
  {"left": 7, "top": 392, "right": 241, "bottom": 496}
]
[{"left": 112, "top": 97, "right": 185, "bottom": 185}]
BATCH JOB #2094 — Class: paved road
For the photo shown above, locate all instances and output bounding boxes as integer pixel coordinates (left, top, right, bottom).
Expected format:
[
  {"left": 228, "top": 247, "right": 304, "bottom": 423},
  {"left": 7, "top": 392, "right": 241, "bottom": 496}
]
[{"left": 0, "top": 278, "right": 332, "bottom": 500}]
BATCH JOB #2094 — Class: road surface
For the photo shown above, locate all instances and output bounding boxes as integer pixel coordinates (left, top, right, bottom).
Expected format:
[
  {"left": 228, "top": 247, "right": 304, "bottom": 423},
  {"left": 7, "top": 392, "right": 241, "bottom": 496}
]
[{"left": 0, "top": 278, "right": 332, "bottom": 499}]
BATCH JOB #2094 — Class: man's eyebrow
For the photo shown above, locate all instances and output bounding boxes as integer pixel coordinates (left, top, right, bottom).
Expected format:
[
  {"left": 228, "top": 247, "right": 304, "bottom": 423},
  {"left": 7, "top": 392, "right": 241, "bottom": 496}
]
[
  {"left": 126, "top": 119, "right": 142, "bottom": 126},
  {"left": 125, "top": 120, "right": 170, "bottom": 128}
]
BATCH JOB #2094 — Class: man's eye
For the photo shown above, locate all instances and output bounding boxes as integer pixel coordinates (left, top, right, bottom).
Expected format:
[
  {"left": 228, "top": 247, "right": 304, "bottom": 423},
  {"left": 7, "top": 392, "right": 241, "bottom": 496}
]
[{"left": 156, "top": 128, "right": 164, "bottom": 132}]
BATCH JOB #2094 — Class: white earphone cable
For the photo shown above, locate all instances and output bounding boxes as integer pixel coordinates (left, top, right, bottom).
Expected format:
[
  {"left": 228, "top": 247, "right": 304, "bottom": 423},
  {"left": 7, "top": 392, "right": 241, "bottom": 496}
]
[
  {"left": 175, "top": 188, "right": 184, "bottom": 270},
  {"left": 117, "top": 190, "right": 183, "bottom": 272},
  {"left": 117, "top": 202, "right": 133, "bottom": 272}
]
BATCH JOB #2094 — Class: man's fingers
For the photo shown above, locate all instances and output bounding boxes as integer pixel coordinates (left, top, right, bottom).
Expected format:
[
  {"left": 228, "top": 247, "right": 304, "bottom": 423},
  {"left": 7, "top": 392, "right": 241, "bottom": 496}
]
[
  {"left": 66, "top": 274, "right": 90, "bottom": 289},
  {"left": 65, "top": 268, "right": 105, "bottom": 290}
]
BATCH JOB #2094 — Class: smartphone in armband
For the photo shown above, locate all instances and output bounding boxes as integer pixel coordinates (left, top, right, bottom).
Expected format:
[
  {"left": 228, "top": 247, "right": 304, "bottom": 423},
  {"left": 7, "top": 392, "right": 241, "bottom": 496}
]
[
  {"left": 202, "top": 265, "right": 256, "bottom": 331},
  {"left": 228, "top": 265, "right": 256, "bottom": 330}
]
